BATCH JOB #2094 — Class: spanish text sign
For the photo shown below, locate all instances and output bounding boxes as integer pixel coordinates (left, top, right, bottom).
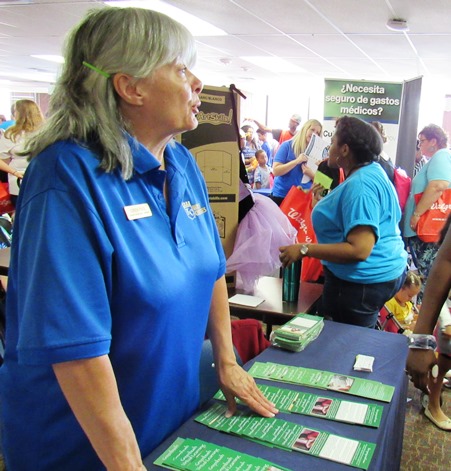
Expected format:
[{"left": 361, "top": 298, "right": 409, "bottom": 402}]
[{"left": 324, "top": 79, "right": 402, "bottom": 124}]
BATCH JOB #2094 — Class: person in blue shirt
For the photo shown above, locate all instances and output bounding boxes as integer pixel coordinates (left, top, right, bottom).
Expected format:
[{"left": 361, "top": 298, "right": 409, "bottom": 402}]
[
  {"left": 0, "top": 103, "right": 16, "bottom": 131},
  {"left": 279, "top": 116, "right": 407, "bottom": 328},
  {"left": 0, "top": 7, "right": 277, "bottom": 471},
  {"left": 403, "top": 124, "right": 451, "bottom": 302},
  {"left": 271, "top": 119, "right": 322, "bottom": 206},
  {"left": 256, "top": 128, "right": 274, "bottom": 166}
]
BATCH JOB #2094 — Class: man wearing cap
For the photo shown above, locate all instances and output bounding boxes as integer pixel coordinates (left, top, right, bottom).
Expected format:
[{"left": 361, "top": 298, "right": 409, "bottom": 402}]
[{"left": 249, "top": 114, "right": 301, "bottom": 145}]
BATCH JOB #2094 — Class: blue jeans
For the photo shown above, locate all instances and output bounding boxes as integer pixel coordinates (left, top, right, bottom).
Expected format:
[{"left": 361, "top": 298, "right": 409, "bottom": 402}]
[{"left": 321, "top": 267, "right": 406, "bottom": 328}]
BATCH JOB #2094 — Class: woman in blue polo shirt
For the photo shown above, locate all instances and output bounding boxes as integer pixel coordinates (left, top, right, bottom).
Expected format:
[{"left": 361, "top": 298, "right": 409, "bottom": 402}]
[
  {"left": 279, "top": 116, "right": 407, "bottom": 328},
  {"left": 0, "top": 7, "right": 276, "bottom": 471}
]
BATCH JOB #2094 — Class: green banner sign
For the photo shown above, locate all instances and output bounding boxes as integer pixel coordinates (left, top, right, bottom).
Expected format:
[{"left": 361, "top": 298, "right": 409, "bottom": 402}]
[{"left": 324, "top": 79, "right": 402, "bottom": 124}]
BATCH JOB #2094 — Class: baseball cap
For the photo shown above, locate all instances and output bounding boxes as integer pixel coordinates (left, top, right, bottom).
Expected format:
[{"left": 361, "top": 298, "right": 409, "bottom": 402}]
[{"left": 291, "top": 114, "right": 302, "bottom": 125}]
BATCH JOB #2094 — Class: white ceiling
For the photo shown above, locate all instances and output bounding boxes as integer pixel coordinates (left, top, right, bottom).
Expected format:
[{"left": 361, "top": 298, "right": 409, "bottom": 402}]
[{"left": 1, "top": 0, "right": 451, "bottom": 93}]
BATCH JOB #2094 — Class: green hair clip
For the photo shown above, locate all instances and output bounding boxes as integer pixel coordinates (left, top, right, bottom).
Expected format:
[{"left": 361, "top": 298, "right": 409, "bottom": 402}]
[{"left": 82, "top": 61, "right": 111, "bottom": 78}]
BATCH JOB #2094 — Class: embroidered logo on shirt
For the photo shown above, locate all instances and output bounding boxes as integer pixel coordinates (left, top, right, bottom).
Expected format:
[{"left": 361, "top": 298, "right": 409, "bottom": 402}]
[{"left": 182, "top": 200, "right": 207, "bottom": 220}]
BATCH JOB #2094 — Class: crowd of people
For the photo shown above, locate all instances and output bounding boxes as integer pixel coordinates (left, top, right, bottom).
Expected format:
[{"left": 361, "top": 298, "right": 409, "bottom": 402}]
[
  {"left": 246, "top": 113, "right": 450, "bottom": 430},
  {"left": 0, "top": 5, "right": 450, "bottom": 469},
  {"left": 236, "top": 110, "right": 450, "bottom": 431}
]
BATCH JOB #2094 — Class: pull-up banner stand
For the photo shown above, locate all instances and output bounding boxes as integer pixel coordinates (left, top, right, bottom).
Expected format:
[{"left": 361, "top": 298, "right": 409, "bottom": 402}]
[
  {"left": 323, "top": 79, "right": 403, "bottom": 161},
  {"left": 395, "top": 77, "right": 423, "bottom": 177}
]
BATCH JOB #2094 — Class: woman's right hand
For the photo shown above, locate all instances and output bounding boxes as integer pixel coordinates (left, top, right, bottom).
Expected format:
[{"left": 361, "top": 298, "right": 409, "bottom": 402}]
[
  {"left": 311, "top": 183, "right": 326, "bottom": 206},
  {"left": 297, "top": 153, "right": 308, "bottom": 165},
  {"left": 405, "top": 349, "right": 437, "bottom": 394},
  {"left": 279, "top": 244, "right": 303, "bottom": 267}
]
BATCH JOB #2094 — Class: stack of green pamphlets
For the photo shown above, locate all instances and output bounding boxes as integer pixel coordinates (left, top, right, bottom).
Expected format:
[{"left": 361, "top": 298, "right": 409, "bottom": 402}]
[
  {"left": 270, "top": 313, "right": 324, "bottom": 352},
  {"left": 214, "top": 383, "right": 383, "bottom": 428},
  {"left": 195, "top": 403, "right": 376, "bottom": 470},
  {"left": 249, "top": 362, "right": 395, "bottom": 403},
  {"left": 154, "top": 436, "right": 292, "bottom": 470}
]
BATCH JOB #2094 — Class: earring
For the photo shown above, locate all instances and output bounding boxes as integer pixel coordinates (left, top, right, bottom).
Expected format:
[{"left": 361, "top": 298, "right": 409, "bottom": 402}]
[{"left": 336, "top": 155, "right": 342, "bottom": 167}]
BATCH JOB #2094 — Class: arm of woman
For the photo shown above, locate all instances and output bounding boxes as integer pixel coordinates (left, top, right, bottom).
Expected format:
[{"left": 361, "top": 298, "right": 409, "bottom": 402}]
[
  {"left": 302, "top": 165, "right": 315, "bottom": 180},
  {"left": 406, "top": 226, "right": 451, "bottom": 393},
  {"left": 410, "top": 179, "right": 449, "bottom": 229},
  {"left": 272, "top": 152, "right": 307, "bottom": 177},
  {"left": 53, "top": 356, "right": 145, "bottom": 471},
  {"left": 0, "top": 158, "right": 23, "bottom": 178},
  {"left": 206, "top": 276, "right": 278, "bottom": 418},
  {"left": 279, "top": 225, "right": 376, "bottom": 266}
]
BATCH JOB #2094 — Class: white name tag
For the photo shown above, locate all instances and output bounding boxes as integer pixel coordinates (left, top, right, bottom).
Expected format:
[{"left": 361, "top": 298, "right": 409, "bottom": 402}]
[{"left": 124, "top": 203, "right": 152, "bottom": 221}]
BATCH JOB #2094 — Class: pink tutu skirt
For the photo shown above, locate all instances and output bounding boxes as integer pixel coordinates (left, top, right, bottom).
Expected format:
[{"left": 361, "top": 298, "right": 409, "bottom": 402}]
[{"left": 226, "top": 192, "right": 297, "bottom": 293}]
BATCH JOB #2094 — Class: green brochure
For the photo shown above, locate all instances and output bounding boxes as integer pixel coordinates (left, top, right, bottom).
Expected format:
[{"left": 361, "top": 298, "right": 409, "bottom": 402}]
[
  {"left": 215, "top": 384, "right": 383, "bottom": 428},
  {"left": 314, "top": 170, "right": 333, "bottom": 190},
  {"left": 249, "top": 362, "right": 394, "bottom": 403},
  {"left": 195, "top": 404, "right": 376, "bottom": 470},
  {"left": 154, "top": 436, "right": 293, "bottom": 471},
  {"left": 161, "top": 438, "right": 206, "bottom": 470},
  {"left": 270, "top": 314, "right": 325, "bottom": 352}
]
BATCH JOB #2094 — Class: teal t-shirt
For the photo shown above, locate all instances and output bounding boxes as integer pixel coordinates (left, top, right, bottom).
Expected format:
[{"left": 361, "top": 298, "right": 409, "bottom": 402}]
[
  {"left": 403, "top": 148, "right": 451, "bottom": 238},
  {"left": 312, "top": 162, "right": 407, "bottom": 283}
]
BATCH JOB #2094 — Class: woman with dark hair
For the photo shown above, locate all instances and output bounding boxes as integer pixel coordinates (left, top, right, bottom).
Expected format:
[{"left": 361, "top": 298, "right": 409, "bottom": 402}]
[
  {"left": 279, "top": 116, "right": 407, "bottom": 328},
  {"left": 403, "top": 124, "right": 451, "bottom": 302}
]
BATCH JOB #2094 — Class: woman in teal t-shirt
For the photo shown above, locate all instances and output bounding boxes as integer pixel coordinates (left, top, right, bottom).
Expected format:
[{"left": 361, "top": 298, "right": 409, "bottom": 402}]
[
  {"left": 403, "top": 124, "right": 451, "bottom": 302},
  {"left": 279, "top": 116, "right": 407, "bottom": 328}
]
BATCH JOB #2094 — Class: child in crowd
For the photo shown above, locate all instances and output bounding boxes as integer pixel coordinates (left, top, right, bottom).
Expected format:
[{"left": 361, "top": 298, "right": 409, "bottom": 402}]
[
  {"left": 241, "top": 127, "right": 259, "bottom": 186},
  {"left": 253, "top": 149, "right": 272, "bottom": 190},
  {"left": 385, "top": 271, "right": 422, "bottom": 328}
]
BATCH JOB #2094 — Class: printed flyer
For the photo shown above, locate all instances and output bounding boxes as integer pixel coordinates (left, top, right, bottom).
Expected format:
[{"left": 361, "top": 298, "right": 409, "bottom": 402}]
[
  {"left": 154, "top": 436, "right": 292, "bottom": 470},
  {"left": 195, "top": 403, "right": 376, "bottom": 470},
  {"left": 214, "top": 383, "right": 383, "bottom": 427},
  {"left": 249, "top": 362, "right": 395, "bottom": 402}
]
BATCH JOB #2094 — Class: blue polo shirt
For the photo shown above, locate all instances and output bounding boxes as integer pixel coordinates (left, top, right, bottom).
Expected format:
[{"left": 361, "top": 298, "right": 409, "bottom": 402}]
[
  {"left": 0, "top": 136, "right": 226, "bottom": 470},
  {"left": 312, "top": 162, "right": 407, "bottom": 283},
  {"left": 272, "top": 139, "right": 310, "bottom": 197}
]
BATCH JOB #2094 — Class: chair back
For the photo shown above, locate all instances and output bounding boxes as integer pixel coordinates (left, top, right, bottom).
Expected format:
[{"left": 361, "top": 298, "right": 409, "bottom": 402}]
[{"left": 377, "top": 305, "right": 405, "bottom": 334}]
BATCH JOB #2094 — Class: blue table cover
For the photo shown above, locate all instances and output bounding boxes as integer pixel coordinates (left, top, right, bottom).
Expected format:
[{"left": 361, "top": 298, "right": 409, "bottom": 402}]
[{"left": 144, "top": 320, "right": 409, "bottom": 471}]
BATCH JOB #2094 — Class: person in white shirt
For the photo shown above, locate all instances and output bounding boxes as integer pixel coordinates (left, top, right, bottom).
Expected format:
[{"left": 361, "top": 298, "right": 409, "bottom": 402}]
[{"left": 0, "top": 99, "right": 44, "bottom": 205}]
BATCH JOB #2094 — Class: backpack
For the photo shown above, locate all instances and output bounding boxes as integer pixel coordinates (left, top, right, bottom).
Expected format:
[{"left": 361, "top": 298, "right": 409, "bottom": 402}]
[
  {"left": 375, "top": 156, "right": 411, "bottom": 212},
  {"left": 393, "top": 167, "right": 411, "bottom": 212}
]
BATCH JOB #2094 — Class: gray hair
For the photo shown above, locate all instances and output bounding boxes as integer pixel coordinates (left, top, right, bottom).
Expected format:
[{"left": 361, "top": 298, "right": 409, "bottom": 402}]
[{"left": 25, "top": 7, "right": 197, "bottom": 179}]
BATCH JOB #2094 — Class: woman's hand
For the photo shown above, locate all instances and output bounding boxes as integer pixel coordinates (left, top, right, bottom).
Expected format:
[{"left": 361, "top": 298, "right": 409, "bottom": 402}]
[
  {"left": 410, "top": 214, "right": 420, "bottom": 231},
  {"left": 405, "top": 349, "right": 437, "bottom": 394},
  {"left": 303, "top": 166, "right": 315, "bottom": 180},
  {"left": 296, "top": 153, "right": 308, "bottom": 165},
  {"left": 311, "top": 183, "right": 326, "bottom": 206},
  {"left": 217, "top": 363, "right": 278, "bottom": 418},
  {"left": 279, "top": 244, "right": 302, "bottom": 267},
  {"left": 11, "top": 170, "right": 24, "bottom": 179}
]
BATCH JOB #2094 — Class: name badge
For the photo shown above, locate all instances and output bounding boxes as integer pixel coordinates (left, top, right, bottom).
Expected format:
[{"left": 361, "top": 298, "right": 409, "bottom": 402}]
[{"left": 124, "top": 203, "right": 152, "bottom": 221}]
